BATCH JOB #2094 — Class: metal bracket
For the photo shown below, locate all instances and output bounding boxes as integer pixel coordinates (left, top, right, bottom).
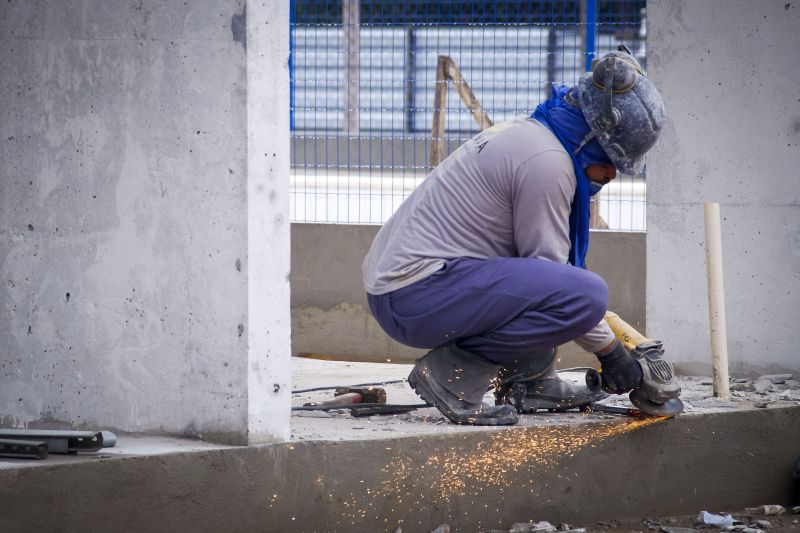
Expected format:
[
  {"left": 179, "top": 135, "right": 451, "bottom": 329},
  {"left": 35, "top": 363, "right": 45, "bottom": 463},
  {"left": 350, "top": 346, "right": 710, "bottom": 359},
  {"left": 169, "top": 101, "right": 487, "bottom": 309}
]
[
  {"left": 0, "top": 429, "right": 105, "bottom": 454},
  {"left": 0, "top": 438, "right": 48, "bottom": 459}
]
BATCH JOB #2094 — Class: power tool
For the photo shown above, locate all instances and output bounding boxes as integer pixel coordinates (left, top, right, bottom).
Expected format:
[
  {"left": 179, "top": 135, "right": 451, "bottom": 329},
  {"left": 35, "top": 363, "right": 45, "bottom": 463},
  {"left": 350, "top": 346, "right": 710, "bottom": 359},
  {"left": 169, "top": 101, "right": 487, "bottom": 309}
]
[{"left": 586, "top": 311, "right": 684, "bottom": 417}]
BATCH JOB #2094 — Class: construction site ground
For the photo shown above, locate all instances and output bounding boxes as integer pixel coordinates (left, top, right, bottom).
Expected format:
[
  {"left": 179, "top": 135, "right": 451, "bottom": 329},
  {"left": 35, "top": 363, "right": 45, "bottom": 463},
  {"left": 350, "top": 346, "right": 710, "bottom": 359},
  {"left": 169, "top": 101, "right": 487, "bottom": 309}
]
[{"left": 1, "top": 358, "right": 798, "bottom": 533}]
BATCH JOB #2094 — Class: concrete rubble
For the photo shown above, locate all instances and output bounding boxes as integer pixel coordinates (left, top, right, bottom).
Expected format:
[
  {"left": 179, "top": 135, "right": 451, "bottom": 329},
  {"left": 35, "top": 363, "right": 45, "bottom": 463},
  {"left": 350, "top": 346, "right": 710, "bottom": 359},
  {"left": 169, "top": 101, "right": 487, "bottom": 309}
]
[{"left": 465, "top": 507, "right": 800, "bottom": 533}]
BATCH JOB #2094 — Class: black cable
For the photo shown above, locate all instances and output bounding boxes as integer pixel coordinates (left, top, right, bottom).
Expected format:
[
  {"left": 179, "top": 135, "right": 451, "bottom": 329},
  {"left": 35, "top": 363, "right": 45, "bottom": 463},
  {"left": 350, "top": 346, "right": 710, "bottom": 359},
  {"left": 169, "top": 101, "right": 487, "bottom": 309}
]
[
  {"left": 292, "top": 402, "right": 430, "bottom": 417},
  {"left": 291, "top": 379, "right": 407, "bottom": 395},
  {"left": 292, "top": 402, "right": 428, "bottom": 411}
]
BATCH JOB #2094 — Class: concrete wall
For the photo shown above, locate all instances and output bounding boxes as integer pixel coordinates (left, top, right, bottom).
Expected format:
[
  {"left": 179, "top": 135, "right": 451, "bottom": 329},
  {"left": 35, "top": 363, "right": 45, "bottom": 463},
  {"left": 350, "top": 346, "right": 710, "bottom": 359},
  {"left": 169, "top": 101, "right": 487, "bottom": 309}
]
[
  {"left": 292, "top": 224, "right": 645, "bottom": 367},
  {"left": 0, "top": 1, "right": 291, "bottom": 444},
  {"left": 647, "top": 1, "right": 800, "bottom": 376}
]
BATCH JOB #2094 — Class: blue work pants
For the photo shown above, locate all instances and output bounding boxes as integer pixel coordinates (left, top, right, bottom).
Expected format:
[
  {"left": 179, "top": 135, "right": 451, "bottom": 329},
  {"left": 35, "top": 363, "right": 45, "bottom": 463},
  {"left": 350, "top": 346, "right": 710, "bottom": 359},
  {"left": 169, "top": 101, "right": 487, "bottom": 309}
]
[{"left": 367, "top": 257, "right": 607, "bottom": 363}]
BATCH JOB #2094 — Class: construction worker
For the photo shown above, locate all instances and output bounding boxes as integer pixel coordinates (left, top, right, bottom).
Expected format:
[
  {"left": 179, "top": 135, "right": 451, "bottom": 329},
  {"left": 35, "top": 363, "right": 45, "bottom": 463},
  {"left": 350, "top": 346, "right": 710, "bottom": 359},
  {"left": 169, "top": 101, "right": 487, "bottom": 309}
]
[{"left": 362, "top": 47, "right": 666, "bottom": 425}]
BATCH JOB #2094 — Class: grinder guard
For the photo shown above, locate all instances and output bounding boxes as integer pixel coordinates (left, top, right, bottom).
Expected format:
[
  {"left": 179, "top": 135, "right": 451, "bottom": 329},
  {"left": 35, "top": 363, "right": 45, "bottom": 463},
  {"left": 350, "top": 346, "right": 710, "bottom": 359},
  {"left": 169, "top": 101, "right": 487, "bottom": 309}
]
[{"left": 628, "top": 340, "right": 684, "bottom": 416}]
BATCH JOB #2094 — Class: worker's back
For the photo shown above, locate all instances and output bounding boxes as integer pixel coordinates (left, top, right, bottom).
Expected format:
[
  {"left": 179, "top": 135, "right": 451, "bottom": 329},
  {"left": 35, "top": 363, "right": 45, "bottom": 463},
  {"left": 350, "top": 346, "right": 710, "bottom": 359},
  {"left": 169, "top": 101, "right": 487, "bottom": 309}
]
[{"left": 363, "top": 116, "right": 576, "bottom": 296}]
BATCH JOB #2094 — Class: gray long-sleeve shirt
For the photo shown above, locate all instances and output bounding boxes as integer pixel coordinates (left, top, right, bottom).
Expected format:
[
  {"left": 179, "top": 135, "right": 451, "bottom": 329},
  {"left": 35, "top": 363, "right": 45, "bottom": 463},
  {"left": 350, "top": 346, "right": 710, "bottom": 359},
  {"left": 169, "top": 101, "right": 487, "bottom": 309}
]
[{"left": 362, "top": 117, "right": 614, "bottom": 353}]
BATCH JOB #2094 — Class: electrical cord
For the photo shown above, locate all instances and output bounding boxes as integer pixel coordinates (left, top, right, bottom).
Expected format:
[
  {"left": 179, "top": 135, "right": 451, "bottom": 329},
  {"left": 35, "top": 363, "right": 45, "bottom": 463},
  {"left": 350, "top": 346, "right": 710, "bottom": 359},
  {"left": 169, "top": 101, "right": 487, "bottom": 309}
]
[
  {"left": 291, "top": 379, "right": 407, "bottom": 395},
  {"left": 292, "top": 402, "right": 430, "bottom": 417}
]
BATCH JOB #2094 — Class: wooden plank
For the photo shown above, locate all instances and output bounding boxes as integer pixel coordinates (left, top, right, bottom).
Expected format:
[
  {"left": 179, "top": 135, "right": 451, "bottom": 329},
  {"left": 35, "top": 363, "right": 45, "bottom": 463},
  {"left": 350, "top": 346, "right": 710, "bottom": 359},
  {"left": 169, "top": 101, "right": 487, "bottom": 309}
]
[
  {"left": 590, "top": 198, "right": 609, "bottom": 229},
  {"left": 444, "top": 57, "right": 494, "bottom": 131},
  {"left": 429, "top": 55, "right": 448, "bottom": 167}
]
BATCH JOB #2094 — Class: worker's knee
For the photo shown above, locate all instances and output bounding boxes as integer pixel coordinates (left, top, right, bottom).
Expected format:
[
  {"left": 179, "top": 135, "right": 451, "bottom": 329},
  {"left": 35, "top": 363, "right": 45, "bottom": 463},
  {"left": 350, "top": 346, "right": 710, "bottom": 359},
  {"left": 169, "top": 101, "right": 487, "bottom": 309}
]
[{"left": 575, "top": 269, "right": 609, "bottom": 328}]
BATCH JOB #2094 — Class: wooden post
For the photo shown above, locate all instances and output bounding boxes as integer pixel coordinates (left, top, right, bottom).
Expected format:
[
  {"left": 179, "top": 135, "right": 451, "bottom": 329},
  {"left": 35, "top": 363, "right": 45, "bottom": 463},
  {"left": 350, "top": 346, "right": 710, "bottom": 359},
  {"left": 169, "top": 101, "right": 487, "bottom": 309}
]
[
  {"left": 430, "top": 55, "right": 495, "bottom": 168},
  {"left": 589, "top": 198, "right": 609, "bottom": 229},
  {"left": 429, "top": 55, "right": 448, "bottom": 168},
  {"left": 343, "top": 0, "right": 360, "bottom": 133},
  {"left": 444, "top": 57, "right": 494, "bottom": 131}
]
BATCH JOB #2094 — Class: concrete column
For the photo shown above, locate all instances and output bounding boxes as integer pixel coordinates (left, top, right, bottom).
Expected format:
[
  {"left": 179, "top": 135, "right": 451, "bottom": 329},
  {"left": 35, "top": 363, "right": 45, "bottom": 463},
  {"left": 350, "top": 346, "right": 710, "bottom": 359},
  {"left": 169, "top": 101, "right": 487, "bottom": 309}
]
[
  {"left": 646, "top": 0, "right": 800, "bottom": 376},
  {"left": 247, "top": 1, "right": 292, "bottom": 443},
  {"left": 0, "top": 0, "right": 290, "bottom": 444}
]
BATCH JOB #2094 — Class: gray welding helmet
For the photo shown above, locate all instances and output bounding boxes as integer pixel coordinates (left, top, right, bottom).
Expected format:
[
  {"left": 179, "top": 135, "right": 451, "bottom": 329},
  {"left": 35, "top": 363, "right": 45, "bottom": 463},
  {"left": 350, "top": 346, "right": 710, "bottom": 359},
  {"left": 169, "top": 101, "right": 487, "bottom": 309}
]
[{"left": 576, "top": 45, "right": 666, "bottom": 174}]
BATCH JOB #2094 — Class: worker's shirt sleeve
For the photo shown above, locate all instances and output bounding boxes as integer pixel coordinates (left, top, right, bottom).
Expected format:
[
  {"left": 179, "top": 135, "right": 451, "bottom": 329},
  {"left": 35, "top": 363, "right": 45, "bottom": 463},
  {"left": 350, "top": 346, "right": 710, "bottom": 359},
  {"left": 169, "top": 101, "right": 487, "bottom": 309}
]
[
  {"left": 511, "top": 150, "right": 574, "bottom": 262},
  {"left": 574, "top": 320, "right": 616, "bottom": 353}
]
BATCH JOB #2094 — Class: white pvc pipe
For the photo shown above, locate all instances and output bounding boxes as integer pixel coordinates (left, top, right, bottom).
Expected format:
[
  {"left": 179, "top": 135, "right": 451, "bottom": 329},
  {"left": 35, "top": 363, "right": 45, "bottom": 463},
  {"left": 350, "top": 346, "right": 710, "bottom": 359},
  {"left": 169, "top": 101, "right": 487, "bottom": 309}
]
[{"left": 704, "top": 203, "right": 730, "bottom": 400}]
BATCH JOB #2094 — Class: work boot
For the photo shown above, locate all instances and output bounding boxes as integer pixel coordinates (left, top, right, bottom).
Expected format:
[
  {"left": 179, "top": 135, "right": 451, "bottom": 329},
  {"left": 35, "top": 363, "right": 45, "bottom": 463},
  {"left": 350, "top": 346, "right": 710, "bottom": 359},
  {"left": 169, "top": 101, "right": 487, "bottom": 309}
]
[
  {"left": 495, "top": 349, "right": 607, "bottom": 413},
  {"left": 407, "top": 342, "right": 519, "bottom": 426}
]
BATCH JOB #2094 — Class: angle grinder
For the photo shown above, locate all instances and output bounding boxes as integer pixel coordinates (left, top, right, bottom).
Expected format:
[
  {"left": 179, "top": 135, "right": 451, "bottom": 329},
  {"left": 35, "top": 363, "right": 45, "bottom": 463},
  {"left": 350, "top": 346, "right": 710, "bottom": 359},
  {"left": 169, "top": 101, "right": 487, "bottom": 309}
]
[{"left": 586, "top": 312, "right": 685, "bottom": 417}]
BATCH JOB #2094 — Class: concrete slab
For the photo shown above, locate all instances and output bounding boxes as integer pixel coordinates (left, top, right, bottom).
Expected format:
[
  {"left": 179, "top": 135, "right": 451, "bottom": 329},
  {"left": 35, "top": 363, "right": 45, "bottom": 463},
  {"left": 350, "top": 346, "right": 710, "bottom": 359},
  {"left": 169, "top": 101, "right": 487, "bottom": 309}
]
[{"left": 1, "top": 359, "right": 798, "bottom": 532}]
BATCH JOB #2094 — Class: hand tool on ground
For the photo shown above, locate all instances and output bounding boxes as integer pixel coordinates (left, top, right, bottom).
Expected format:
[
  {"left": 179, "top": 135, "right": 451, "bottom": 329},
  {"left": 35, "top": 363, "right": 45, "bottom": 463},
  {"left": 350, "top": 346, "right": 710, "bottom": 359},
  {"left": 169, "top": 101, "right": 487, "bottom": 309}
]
[
  {"left": 586, "top": 311, "right": 684, "bottom": 417},
  {"left": 302, "top": 386, "right": 387, "bottom": 407},
  {"left": 296, "top": 386, "right": 428, "bottom": 417}
]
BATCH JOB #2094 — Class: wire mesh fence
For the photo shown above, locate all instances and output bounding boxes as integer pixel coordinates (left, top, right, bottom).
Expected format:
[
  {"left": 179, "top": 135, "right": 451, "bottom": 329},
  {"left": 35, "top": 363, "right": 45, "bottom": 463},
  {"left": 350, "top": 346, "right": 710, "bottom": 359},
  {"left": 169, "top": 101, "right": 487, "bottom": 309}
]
[{"left": 290, "top": 0, "right": 647, "bottom": 230}]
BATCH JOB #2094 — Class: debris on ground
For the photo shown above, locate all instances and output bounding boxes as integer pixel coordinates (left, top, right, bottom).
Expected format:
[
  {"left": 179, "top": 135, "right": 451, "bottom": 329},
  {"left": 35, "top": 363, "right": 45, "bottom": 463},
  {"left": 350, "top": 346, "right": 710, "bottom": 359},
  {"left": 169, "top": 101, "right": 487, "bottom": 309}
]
[
  {"left": 696, "top": 511, "right": 735, "bottom": 527},
  {"left": 745, "top": 505, "right": 786, "bottom": 516},
  {"left": 430, "top": 524, "right": 450, "bottom": 533},
  {"left": 292, "top": 367, "right": 800, "bottom": 434},
  {"left": 478, "top": 509, "right": 800, "bottom": 533},
  {"left": 679, "top": 374, "right": 800, "bottom": 412},
  {"left": 509, "top": 521, "right": 556, "bottom": 533}
]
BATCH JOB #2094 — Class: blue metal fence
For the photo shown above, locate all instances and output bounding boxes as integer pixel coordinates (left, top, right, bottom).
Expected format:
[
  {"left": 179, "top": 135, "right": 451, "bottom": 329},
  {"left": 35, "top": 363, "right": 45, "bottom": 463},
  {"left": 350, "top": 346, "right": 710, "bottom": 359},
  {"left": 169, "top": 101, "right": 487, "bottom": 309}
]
[{"left": 289, "top": 0, "right": 647, "bottom": 228}]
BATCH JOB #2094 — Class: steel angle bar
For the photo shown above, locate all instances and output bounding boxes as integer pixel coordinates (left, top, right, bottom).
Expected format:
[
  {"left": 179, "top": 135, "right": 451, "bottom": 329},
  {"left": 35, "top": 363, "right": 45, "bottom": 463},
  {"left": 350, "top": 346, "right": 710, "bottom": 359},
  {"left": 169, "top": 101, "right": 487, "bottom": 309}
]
[
  {"left": 0, "top": 429, "right": 104, "bottom": 454},
  {"left": 0, "top": 438, "right": 48, "bottom": 460}
]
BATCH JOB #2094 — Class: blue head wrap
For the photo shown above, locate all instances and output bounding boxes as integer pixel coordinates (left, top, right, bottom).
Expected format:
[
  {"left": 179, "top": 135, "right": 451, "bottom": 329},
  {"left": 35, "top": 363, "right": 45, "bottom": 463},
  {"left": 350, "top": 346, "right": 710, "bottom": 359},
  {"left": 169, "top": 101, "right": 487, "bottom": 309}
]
[{"left": 531, "top": 85, "right": 613, "bottom": 268}]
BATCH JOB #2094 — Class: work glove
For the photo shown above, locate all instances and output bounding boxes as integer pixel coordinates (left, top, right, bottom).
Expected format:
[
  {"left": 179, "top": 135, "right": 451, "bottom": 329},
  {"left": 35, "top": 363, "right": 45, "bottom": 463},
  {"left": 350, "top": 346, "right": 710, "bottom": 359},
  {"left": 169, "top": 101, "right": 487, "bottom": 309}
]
[{"left": 595, "top": 341, "right": 643, "bottom": 394}]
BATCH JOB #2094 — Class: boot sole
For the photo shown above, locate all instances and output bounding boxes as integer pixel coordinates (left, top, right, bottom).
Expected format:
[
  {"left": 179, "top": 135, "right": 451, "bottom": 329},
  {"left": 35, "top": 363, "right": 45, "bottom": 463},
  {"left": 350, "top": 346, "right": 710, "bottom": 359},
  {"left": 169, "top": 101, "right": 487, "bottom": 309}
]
[
  {"left": 408, "top": 360, "right": 518, "bottom": 426},
  {"left": 516, "top": 398, "right": 593, "bottom": 414},
  {"left": 507, "top": 392, "right": 607, "bottom": 414}
]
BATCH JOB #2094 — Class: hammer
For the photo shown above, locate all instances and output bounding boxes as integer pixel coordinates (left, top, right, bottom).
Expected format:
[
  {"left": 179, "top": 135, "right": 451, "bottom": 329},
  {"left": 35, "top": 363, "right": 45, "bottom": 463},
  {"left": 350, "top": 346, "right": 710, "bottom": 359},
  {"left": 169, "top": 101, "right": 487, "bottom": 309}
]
[{"left": 303, "top": 386, "right": 387, "bottom": 407}]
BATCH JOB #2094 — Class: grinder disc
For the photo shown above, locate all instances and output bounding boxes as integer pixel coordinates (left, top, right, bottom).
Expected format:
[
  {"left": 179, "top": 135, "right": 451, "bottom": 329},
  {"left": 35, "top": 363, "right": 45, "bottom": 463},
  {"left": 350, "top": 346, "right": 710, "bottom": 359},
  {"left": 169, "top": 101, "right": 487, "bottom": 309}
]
[{"left": 629, "top": 388, "right": 685, "bottom": 417}]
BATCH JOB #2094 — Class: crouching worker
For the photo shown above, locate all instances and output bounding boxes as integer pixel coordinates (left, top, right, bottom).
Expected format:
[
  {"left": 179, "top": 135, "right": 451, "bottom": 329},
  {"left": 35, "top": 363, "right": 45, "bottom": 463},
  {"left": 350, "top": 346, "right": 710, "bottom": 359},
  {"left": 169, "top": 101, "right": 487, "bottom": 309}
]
[{"left": 362, "top": 47, "right": 666, "bottom": 425}]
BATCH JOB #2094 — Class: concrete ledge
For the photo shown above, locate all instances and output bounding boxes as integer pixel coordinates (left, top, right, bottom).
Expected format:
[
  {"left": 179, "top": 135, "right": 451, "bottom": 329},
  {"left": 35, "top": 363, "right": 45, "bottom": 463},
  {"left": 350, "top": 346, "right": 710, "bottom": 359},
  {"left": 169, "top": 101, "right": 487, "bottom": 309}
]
[{"left": 2, "top": 406, "right": 798, "bottom": 532}]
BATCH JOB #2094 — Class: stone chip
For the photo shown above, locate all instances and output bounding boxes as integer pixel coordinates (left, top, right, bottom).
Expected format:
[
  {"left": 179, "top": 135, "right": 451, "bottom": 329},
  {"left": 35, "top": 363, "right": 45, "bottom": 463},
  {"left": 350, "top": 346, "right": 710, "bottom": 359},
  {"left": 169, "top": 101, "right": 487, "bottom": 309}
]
[
  {"left": 753, "top": 379, "right": 775, "bottom": 394},
  {"left": 510, "top": 521, "right": 556, "bottom": 533},
  {"left": 761, "top": 374, "right": 793, "bottom": 384}
]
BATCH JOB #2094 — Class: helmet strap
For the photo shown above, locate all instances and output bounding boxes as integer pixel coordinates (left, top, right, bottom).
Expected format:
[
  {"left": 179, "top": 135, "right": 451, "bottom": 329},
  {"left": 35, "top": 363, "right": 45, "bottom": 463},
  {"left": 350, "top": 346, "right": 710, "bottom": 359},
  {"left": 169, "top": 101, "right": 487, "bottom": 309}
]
[
  {"left": 598, "top": 60, "right": 621, "bottom": 131},
  {"left": 573, "top": 131, "right": 596, "bottom": 156}
]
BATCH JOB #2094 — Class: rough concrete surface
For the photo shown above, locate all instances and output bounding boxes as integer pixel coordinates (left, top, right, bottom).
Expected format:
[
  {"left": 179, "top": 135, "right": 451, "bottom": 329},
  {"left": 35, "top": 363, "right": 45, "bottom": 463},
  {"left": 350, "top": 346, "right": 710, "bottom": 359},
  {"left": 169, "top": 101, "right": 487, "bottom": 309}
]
[
  {"left": 0, "top": 0, "right": 292, "bottom": 443},
  {"left": 646, "top": 0, "right": 800, "bottom": 377},
  {"left": 1, "top": 405, "right": 797, "bottom": 532},
  {"left": 2, "top": 359, "right": 798, "bottom": 532}
]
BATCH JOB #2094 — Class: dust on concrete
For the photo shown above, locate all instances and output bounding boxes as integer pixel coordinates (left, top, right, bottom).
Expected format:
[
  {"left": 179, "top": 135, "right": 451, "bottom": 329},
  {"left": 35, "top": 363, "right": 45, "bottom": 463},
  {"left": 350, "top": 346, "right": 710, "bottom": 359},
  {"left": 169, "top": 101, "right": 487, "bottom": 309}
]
[{"left": 291, "top": 358, "right": 800, "bottom": 442}]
